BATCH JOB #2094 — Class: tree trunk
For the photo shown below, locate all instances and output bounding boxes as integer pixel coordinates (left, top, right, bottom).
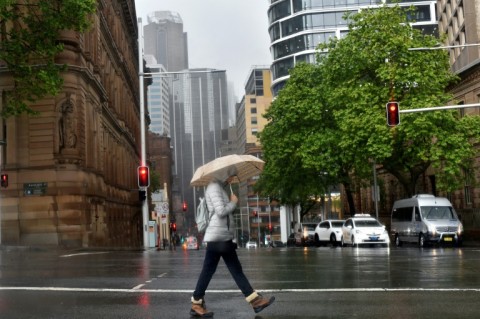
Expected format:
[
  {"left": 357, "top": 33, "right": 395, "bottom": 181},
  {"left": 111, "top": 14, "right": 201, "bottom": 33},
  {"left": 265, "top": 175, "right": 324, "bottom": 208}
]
[{"left": 343, "top": 182, "right": 356, "bottom": 217}]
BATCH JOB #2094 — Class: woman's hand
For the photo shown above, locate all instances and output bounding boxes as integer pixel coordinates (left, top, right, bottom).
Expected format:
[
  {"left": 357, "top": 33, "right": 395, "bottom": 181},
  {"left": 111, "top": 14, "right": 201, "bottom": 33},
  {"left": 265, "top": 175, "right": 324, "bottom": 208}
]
[{"left": 230, "top": 193, "right": 238, "bottom": 204}]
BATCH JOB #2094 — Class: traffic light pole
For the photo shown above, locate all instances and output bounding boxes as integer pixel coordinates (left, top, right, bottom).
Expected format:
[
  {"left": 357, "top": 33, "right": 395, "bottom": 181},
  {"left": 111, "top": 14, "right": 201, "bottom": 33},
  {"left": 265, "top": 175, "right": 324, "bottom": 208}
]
[
  {"left": 138, "top": 18, "right": 149, "bottom": 249},
  {"left": 399, "top": 103, "right": 480, "bottom": 114}
]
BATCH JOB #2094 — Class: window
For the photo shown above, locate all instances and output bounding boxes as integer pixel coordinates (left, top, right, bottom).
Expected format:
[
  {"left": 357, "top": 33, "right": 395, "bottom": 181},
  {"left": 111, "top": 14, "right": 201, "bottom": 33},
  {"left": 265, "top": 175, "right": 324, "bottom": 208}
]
[
  {"left": 250, "top": 98, "right": 256, "bottom": 104},
  {"left": 251, "top": 117, "right": 257, "bottom": 125},
  {"left": 251, "top": 107, "right": 257, "bottom": 114}
]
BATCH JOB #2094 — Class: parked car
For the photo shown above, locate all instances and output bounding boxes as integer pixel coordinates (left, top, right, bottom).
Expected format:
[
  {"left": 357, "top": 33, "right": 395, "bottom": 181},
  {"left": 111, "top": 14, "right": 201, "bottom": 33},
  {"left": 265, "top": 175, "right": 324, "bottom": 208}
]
[
  {"left": 314, "top": 220, "right": 345, "bottom": 246},
  {"left": 341, "top": 214, "right": 390, "bottom": 247},
  {"left": 294, "top": 222, "right": 317, "bottom": 246},
  {"left": 246, "top": 241, "right": 258, "bottom": 249},
  {"left": 182, "top": 236, "right": 199, "bottom": 250}
]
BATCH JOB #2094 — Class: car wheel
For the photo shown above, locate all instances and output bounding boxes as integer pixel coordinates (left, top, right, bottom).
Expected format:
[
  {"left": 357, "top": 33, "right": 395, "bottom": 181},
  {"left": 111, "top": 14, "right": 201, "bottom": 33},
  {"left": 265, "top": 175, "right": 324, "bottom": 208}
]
[
  {"left": 395, "top": 234, "right": 402, "bottom": 247},
  {"left": 330, "top": 234, "right": 337, "bottom": 247},
  {"left": 314, "top": 234, "right": 320, "bottom": 247},
  {"left": 340, "top": 236, "right": 345, "bottom": 247},
  {"left": 419, "top": 233, "right": 426, "bottom": 248},
  {"left": 351, "top": 236, "right": 357, "bottom": 247}
]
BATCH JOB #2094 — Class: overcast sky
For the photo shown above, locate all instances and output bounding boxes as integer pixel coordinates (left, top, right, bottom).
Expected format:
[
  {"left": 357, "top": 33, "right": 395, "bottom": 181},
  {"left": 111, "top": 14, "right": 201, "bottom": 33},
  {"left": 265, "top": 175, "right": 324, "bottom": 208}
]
[{"left": 134, "top": 0, "right": 273, "bottom": 99}]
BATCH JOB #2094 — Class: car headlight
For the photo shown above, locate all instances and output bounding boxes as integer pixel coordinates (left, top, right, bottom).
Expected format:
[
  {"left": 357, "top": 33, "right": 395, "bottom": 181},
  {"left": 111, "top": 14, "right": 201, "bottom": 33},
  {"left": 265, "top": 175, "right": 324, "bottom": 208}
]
[
  {"left": 458, "top": 224, "right": 464, "bottom": 235},
  {"left": 428, "top": 225, "right": 436, "bottom": 236}
]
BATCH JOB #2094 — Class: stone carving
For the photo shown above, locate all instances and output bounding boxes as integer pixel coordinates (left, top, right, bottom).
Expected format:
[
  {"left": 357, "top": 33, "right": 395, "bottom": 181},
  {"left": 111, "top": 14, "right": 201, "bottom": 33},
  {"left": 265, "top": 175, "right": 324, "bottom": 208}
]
[{"left": 59, "top": 97, "right": 77, "bottom": 150}]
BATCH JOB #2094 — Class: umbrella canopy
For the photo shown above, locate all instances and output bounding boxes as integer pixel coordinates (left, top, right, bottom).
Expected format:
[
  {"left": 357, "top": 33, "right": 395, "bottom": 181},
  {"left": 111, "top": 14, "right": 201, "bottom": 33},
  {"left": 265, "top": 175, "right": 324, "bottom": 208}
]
[{"left": 190, "top": 154, "right": 265, "bottom": 187}]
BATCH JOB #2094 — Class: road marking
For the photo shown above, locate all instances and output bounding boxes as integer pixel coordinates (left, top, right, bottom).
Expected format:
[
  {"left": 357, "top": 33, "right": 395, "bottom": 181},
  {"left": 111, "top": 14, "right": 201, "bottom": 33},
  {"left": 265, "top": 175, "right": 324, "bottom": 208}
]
[
  {"left": 59, "top": 252, "right": 110, "bottom": 258},
  {"left": 132, "top": 284, "right": 145, "bottom": 290},
  {"left": 1, "top": 287, "right": 480, "bottom": 293}
]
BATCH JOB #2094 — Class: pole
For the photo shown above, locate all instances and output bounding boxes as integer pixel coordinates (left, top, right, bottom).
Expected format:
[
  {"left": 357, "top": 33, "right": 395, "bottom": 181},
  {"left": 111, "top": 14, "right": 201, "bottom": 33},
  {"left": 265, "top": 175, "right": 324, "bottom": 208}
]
[
  {"left": 373, "top": 160, "right": 379, "bottom": 220},
  {"left": 257, "top": 194, "right": 260, "bottom": 246},
  {"left": 138, "top": 18, "right": 149, "bottom": 249}
]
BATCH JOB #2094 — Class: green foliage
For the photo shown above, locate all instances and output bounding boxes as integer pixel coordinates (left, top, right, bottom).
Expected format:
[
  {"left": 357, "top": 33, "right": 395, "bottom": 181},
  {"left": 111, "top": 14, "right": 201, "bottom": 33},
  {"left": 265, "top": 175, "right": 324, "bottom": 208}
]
[
  {"left": 258, "top": 3, "right": 480, "bottom": 211},
  {"left": 149, "top": 169, "right": 162, "bottom": 194},
  {"left": 0, "top": 0, "right": 96, "bottom": 117}
]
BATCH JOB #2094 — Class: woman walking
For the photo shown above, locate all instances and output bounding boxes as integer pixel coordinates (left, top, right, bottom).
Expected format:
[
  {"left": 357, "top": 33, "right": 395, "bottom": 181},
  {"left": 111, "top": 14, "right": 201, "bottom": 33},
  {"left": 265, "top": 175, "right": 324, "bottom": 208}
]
[{"left": 190, "top": 171, "right": 275, "bottom": 317}]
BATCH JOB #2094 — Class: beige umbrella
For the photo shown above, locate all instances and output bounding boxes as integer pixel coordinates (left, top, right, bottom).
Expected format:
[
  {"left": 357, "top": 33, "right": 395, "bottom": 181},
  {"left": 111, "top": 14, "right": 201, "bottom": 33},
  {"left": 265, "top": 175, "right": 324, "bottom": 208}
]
[{"left": 190, "top": 154, "right": 265, "bottom": 187}]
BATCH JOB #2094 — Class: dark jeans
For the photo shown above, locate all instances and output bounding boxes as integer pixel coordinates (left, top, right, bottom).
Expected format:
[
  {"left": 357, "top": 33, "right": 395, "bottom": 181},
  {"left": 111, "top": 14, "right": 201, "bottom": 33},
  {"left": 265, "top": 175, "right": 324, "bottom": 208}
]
[{"left": 193, "top": 240, "right": 254, "bottom": 300}]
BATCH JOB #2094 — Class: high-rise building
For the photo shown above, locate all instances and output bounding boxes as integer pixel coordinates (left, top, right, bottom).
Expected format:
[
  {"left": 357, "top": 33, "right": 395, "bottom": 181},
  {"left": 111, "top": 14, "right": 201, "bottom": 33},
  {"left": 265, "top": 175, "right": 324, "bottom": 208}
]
[
  {"left": 145, "top": 56, "right": 170, "bottom": 136},
  {"left": 172, "top": 69, "right": 230, "bottom": 230},
  {"left": 267, "top": 0, "right": 438, "bottom": 96},
  {"left": 144, "top": 11, "right": 188, "bottom": 72},
  {"left": 235, "top": 67, "right": 276, "bottom": 245}
]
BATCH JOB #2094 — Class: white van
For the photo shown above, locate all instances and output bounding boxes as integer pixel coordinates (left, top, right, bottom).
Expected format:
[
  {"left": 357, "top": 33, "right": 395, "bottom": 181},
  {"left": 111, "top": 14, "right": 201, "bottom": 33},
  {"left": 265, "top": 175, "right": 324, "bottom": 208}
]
[{"left": 391, "top": 194, "right": 463, "bottom": 247}]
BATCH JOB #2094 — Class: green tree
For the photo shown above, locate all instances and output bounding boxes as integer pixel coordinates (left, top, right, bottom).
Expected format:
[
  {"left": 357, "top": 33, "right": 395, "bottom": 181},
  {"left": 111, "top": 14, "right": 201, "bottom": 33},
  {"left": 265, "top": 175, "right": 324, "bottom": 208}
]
[
  {"left": 0, "top": 0, "right": 96, "bottom": 117},
  {"left": 258, "top": 3, "right": 480, "bottom": 215},
  {"left": 317, "top": 4, "right": 480, "bottom": 196},
  {"left": 258, "top": 63, "right": 338, "bottom": 219}
]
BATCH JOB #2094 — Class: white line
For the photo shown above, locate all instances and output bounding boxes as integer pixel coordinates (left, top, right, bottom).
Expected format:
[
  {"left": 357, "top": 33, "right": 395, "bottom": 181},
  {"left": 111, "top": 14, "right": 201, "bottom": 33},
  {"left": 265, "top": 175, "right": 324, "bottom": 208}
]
[
  {"left": 59, "top": 252, "right": 110, "bottom": 258},
  {"left": 1, "top": 287, "right": 480, "bottom": 293},
  {"left": 132, "top": 284, "right": 145, "bottom": 290}
]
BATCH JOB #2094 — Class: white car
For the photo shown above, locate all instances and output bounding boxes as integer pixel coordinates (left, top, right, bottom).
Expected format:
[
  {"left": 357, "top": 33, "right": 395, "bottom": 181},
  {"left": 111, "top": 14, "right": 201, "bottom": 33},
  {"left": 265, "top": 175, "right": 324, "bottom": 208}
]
[
  {"left": 245, "top": 241, "right": 258, "bottom": 249},
  {"left": 183, "top": 236, "right": 199, "bottom": 250},
  {"left": 314, "top": 220, "right": 345, "bottom": 247},
  {"left": 341, "top": 214, "right": 390, "bottom": 247}
]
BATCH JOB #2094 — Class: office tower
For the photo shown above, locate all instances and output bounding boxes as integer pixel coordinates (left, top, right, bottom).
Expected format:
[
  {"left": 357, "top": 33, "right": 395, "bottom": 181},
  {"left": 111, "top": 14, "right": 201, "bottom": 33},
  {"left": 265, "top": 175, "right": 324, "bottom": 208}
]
[
  {"left": 171, "top": 69, "right": 230, "bottom": 229},
  {"left": 144, "top": 11, "right": 188, "bottom": 71},
  {"left": 267, "top": 0, "right": 438, "bottom": 96}
]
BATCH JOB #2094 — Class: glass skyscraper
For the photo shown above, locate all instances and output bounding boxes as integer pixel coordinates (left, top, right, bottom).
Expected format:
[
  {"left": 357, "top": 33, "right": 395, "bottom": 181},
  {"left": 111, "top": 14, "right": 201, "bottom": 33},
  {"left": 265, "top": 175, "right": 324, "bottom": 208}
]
[{"left": 268, "top": 0, "right": 438, "bottom": 95}]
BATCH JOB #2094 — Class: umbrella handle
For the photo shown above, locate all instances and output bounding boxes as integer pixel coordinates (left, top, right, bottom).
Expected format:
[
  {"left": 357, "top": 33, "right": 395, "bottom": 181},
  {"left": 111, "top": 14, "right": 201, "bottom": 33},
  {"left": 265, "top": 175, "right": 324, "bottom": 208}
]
[{"left": 229, "top": 183, "right": 233, "bottom": 195}]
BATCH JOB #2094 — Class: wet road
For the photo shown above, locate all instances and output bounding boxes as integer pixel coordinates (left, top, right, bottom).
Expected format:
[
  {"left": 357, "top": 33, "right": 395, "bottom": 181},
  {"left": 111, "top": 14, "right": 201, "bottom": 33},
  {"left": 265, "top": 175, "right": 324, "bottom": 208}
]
[{"left": 1, "top": 245, "right": 480, "bottom": 318}]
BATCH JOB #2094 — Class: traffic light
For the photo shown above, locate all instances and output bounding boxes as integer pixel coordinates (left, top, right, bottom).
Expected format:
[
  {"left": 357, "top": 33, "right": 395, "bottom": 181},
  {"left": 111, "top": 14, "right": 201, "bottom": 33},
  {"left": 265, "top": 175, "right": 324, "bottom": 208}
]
[
  {"left": 139, "top": 190, "right": 146, "bottom": 201},
  {"left": 253, "top": 211, "right": 257, "bottom": 217},
  {"left": 171, "top": 223, "right": 177, "bottom": 232},
  {"left": 268, "top": 224, "right": 272, "bottom": 233},
  {"left": 182, "top": 201, "right": 187, "bottom": 212},
  {"left": 386, "top": 101, "right": 400, "bottom": 126},
  {"left": 137, "top": 166, "right": 150, "bottom": 187},
  {"left": 1, "top": 174, "right": 7, "bottom": 188}
]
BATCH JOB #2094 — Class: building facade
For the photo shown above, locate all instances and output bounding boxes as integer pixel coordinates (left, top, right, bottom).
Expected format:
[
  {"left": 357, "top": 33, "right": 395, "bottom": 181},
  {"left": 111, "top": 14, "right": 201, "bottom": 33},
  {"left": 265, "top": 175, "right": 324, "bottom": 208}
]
[
  {"left": 235, "top": 67, "right": 277, "bottom": 245},
  {"left": 436, "top": 0, "right": 480, "bottom": 236},
  {"left": 0, "top": 0, "right": 143, "bottom": 247},
  {"left": 173, "top": 70, "right": 230, "bottom": 232},
  {"left": 267, "top": 0, "right": 439, "bottom": 95}
]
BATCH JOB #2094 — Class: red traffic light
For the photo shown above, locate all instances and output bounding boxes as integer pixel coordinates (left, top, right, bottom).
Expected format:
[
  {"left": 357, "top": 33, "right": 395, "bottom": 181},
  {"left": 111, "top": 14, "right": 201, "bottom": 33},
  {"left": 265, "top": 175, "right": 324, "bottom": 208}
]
[
  {"left": 182, "top": 201, "right": 187, "bottom": 212},
  {"left": 138, "top": 166, "right": 150, "bottom": 187},
  {"left": 171, "top": 223, "right": 177, "bottom": 232},
  {"left": 253, "top": 211, "right": 258, "bottom": 217},
  {"left": 1, "top": 174, "right": 8, "bottom": 188},
  {"left": 386, "top": 101, "right": 400, "bottom": 126}
]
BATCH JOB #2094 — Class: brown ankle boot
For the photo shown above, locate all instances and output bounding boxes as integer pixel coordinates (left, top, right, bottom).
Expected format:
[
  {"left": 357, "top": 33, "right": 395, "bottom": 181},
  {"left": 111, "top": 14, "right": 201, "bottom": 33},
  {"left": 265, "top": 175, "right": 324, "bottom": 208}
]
[
  {"left": 246, "top": 291, "right": 275, "bottom": 313},
  {"left": 190, "top": 297, "right": 214, "bottom": 317}
]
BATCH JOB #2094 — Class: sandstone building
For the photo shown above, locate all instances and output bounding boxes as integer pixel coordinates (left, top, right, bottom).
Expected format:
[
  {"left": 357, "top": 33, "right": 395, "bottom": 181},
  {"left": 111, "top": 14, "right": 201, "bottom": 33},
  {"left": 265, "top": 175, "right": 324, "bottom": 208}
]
[{"left": 0, "top": 0, "right": 144, "bottom": 247}]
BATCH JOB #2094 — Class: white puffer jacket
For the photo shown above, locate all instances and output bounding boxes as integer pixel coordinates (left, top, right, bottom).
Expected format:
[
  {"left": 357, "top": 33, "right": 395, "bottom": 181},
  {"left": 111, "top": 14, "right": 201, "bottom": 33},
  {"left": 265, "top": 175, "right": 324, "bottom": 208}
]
[{"left": 203, "top": 181, "right": 236, "bottom": 242}]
